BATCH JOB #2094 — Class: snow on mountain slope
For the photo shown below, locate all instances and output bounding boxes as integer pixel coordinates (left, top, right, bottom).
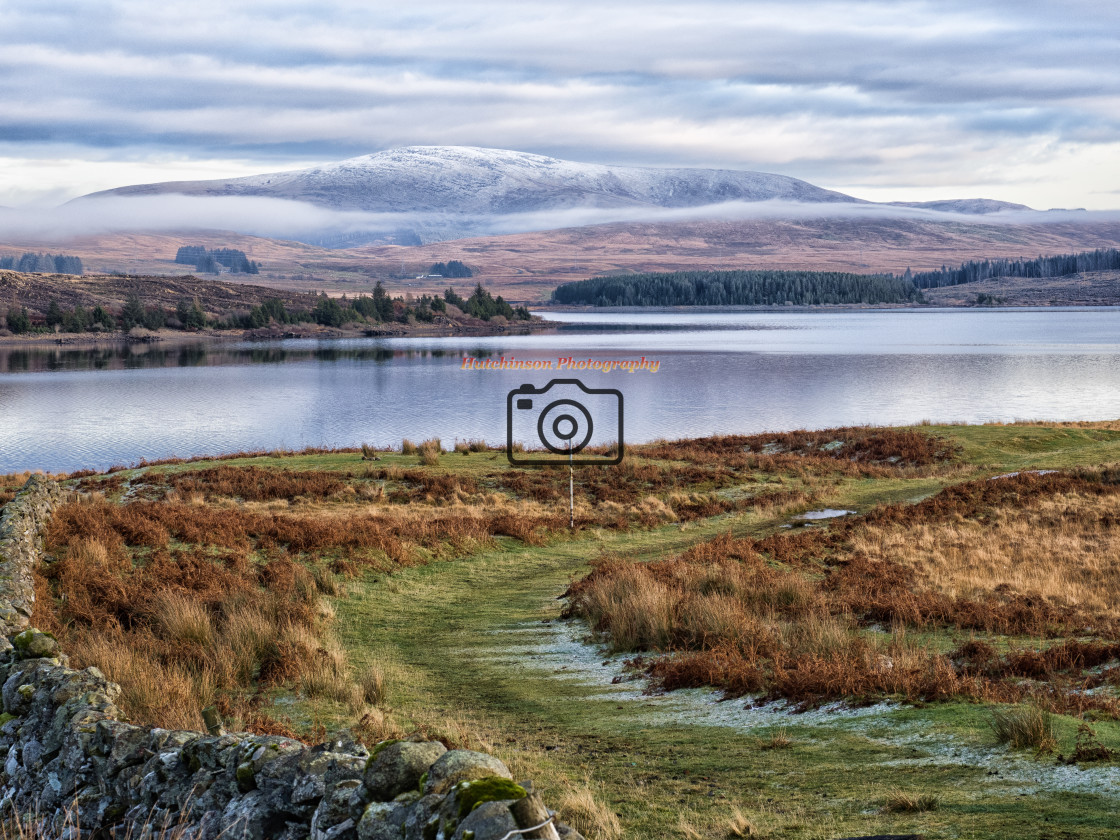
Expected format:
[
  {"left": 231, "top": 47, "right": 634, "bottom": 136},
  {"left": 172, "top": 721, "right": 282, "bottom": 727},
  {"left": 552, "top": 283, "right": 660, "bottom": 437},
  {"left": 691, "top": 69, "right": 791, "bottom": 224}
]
[
  {"left": 82, "top": 146, "right": 862, "bottom": 214},
  {"left": 72, "top": 146, "right": 1040, "bottom": 246}
]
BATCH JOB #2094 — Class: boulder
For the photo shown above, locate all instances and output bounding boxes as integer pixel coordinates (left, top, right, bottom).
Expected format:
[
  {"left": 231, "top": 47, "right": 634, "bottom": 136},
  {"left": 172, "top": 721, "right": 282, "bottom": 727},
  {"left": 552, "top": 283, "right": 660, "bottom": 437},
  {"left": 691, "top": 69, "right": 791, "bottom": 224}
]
[
  {"left": 423, "top": 750, "right": 511, "bottom": 796},
  {"left": 363, "top": 740, "right": 446, "bottom": 801}
]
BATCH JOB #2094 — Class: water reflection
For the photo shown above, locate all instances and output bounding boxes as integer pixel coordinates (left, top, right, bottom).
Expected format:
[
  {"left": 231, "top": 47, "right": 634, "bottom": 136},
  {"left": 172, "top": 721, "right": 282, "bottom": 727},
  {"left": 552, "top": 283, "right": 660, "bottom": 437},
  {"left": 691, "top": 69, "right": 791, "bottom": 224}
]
[
  {"left": 0, "top": 341, "right": 440, "bottom": 373},
  {"left": 4, "top": 308, "right": 1120, "bottom": 474}
]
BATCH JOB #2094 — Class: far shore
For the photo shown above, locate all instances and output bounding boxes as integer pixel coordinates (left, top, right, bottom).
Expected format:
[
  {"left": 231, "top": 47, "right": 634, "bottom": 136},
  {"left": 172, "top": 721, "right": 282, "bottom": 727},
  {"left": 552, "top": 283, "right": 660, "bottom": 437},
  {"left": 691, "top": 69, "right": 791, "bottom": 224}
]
[{"left": 0, "top": 319, "right": 556, "bottom": 348}]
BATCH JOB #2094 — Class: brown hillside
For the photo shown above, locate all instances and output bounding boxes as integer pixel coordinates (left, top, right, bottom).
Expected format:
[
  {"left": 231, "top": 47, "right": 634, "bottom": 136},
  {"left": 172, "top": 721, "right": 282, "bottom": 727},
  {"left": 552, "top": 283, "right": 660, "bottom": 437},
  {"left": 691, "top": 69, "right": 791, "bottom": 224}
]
[
  {"left": 5, "top": 216, "right": 1120, "bottom": 303},
  {"left": 0, "top": 271, "right": 322, "bottom": 318}
]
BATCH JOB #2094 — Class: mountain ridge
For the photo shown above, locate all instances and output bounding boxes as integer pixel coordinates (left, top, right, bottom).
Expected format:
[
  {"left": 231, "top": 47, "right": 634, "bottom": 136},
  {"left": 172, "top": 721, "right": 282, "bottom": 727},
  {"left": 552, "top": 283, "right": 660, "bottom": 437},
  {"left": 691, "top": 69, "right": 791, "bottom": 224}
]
[
  {"left": 80, "top": 146, "right": 864, "bottom": 214},
  {"left": 74, "top": 146, "right": 1036, "bottom": 245}
]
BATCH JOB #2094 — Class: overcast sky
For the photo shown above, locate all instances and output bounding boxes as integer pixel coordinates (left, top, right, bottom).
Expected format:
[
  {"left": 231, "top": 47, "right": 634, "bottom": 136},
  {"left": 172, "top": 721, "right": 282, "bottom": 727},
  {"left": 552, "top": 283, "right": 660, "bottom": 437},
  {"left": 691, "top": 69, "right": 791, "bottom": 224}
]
[{"left": 2, "top": 0, "right": 1118, "bottom": 210}]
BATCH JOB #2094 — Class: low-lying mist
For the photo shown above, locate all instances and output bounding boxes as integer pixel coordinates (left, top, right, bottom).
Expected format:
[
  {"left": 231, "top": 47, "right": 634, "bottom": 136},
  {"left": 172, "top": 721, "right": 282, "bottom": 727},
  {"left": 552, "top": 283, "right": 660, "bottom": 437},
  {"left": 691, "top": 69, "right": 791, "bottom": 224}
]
[{"left": 0, "top": 194, "right": 1116, "bottom": 247}]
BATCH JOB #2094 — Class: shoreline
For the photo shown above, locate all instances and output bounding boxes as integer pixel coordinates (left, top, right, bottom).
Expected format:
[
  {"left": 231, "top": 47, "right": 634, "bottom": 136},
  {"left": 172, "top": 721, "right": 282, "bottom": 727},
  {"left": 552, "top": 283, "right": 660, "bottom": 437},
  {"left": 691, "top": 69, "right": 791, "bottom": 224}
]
[
  {"left": 534, "top": 301, "right": 1120, "bottom": 313},
  {"left": 0, "top": 318, "right": 556, "bottom": 348}
]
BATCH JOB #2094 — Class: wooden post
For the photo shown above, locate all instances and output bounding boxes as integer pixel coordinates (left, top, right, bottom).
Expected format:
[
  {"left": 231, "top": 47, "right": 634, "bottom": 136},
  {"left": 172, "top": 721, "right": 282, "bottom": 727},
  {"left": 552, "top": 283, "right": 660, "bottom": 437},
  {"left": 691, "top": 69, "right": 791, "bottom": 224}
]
[
  {"left": 509, "top": 792, "right": 560, "bottom": 840},
  {"left": 201, "top": 705, "right": 225, "bottom": 736}
]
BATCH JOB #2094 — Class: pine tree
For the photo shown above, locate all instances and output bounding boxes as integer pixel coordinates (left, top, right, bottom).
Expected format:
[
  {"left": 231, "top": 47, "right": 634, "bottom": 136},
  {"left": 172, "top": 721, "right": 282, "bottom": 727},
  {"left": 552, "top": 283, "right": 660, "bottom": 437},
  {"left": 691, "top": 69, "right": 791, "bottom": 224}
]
[{"left": 121, "top": 296, "right": 145, "bottom": 330}]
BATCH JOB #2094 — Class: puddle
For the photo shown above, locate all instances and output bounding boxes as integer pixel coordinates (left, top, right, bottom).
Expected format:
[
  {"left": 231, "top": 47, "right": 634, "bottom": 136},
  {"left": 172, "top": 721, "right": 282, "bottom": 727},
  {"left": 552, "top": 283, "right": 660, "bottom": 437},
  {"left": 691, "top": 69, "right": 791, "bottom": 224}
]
[
  {"left": 796, "top": 509, "right": 855, "bottom": 520},
  {"left": 989, "top": 469, "right": 1059, "bottom": 481}
]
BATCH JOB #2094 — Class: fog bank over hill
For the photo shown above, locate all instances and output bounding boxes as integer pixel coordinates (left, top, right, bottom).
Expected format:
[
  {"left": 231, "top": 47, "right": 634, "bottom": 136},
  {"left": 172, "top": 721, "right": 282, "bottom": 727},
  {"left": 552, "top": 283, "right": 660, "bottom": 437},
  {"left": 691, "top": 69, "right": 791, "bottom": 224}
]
[{"left": 52, "top": 146, "right": 1068, "bottom": 246}]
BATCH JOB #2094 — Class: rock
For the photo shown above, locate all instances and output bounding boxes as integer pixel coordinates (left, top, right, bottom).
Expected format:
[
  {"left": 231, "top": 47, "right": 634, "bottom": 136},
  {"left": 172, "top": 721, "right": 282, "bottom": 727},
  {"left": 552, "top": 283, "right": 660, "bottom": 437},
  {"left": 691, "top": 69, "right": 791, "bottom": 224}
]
[
  {"left": 12, "top": 629, "right": 60, "bottom": 659},
  {"left": 451, "top": 800, "right": 520, "bottom": 840},
  {"left": 363, "top": 740, "right": 446, "bottom": 801},
  {"left": 399, "top": 793, "right": 443, "bottom": 840},
  {"left": 423, "top": 750, "right": 511, "bottom": 796},
  {"left": 356, "top": 801, "right": 408, "bottom": 840},
  {"left": 311, "top": 779, "right": 363, "bottom": 840}
]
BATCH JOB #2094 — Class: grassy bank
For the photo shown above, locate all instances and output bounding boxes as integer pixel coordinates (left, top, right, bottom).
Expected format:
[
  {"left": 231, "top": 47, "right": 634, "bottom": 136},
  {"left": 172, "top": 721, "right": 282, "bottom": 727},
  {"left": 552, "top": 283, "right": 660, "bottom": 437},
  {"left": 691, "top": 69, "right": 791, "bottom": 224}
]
[{"left": 16, "top": 422, "right": 1120, "bottom": 838}]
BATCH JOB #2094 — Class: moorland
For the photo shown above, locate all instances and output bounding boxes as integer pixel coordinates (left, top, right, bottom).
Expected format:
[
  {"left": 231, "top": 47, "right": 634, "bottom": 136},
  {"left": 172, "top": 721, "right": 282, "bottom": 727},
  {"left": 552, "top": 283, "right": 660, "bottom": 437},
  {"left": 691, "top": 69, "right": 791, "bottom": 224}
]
[{"left": 6, "top": 422, "right": 1120, "bottom": 838}]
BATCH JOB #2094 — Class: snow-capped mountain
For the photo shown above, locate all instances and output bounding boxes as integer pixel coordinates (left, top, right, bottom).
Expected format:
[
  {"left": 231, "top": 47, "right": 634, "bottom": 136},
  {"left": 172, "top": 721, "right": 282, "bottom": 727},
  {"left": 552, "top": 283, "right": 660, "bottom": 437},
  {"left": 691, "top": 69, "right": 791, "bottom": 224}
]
[
  {"left": 73, "top": 146, "right": 1035, "bottom": 246},
  {"left": 82, "top": 146, "right": 862, "bottom": 214}
]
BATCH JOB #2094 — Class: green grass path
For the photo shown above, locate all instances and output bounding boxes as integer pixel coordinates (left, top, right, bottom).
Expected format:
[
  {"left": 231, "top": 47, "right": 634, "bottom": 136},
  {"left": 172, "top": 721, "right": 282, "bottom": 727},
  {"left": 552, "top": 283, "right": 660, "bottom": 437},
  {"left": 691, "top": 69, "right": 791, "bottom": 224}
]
[{"left": 318, "top": 425, "right": 1120, "bottom": 838}]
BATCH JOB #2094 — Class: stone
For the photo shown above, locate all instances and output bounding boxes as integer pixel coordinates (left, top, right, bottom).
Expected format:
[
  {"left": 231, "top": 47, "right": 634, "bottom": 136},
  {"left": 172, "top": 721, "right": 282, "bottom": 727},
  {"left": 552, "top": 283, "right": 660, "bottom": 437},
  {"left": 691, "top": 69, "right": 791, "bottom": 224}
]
[
  {"left": 451, "top": 800, "right": 520, "bottom": 840},
  {"left": 356, "top": 801, "right": 411, "bottom": 840},
  {"left": 423, "top": 750, "right": 512, "bottom": 797},
  {"left": 12, "top": 629, "right": 60, "bottom": 659},
  {"left": 363, "top": 740, "right": 446, "bottom": 801},
  {"left": 310, "top": 779, "right": 363, "bottom": 840}
]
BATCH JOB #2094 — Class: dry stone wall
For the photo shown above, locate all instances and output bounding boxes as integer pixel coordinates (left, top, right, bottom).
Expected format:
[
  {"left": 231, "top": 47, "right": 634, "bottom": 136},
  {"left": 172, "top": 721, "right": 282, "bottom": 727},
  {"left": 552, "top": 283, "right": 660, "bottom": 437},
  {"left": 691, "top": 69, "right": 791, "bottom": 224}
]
[{"left": 0, "top": 476, "right": 581, "bottom": 840}]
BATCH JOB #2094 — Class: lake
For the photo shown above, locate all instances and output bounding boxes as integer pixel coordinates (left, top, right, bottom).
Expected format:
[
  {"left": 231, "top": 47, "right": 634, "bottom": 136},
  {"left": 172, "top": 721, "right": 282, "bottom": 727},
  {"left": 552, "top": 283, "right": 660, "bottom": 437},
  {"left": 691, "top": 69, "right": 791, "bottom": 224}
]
[{"left": 3, "top": 307, "right": 1120, "bottom": 473}]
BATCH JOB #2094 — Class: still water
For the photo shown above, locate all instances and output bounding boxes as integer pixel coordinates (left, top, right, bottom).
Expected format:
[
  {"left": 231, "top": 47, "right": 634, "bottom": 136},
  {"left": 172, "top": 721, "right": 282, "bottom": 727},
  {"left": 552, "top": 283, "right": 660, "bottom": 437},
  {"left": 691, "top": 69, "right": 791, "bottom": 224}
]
[{"left": 3, "top": 307, "right": 1120, "bottom": 473}]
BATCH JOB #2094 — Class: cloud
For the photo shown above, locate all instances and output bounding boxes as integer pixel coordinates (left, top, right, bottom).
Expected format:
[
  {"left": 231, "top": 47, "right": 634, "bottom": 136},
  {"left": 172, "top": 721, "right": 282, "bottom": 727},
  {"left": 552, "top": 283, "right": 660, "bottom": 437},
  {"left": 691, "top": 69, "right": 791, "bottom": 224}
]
[
  {"left": 4, "top": 193, "right": 1118, "bottom": 245},
  {"left": 0, "top": 1, "right": 1118, "bottom": 209}
]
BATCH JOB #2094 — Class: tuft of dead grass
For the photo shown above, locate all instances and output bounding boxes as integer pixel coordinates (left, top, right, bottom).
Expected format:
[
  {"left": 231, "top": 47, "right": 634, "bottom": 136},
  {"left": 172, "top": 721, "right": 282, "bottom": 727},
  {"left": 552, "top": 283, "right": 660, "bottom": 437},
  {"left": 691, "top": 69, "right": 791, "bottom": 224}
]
[
  {"left": 759, "top": 729, "right": 792, "bottom": 750},
  {"left": 882, "top": 790, "right": 940, "bottom": 813},
  {"left": 357, "top": 661, "right": 386, "bottom": 706},
  {"left": 726, "top": 807, "right": 758, "bottom": 837},
  {"left": 557, "top": 786, "right": 623, "bottom": 840},
  {"left": 989, "top": 703, "right": 1057, "bottom": 753},
  {"left": 417, "top": 438, "right": 442, "bottom": 466}
]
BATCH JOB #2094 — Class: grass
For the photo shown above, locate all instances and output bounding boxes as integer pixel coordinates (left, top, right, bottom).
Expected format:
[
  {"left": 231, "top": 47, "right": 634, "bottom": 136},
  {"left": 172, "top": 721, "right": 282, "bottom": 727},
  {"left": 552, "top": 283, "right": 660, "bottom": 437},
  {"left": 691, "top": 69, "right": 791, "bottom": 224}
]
[
  {"left": 556, "top": 785, "right": 623, "bottom": 840},
  {"left": 882, "top": 790, "right": 940, "bottom": 813},
  {"left": 21, "top": 422, "right": 1120, "bottom": 838},
  {"left": 989, "top": 704, "right": 1057, "bottom": 753},
  {"left": 564, "top": 468, "right": 1120, "bottom": 715}
]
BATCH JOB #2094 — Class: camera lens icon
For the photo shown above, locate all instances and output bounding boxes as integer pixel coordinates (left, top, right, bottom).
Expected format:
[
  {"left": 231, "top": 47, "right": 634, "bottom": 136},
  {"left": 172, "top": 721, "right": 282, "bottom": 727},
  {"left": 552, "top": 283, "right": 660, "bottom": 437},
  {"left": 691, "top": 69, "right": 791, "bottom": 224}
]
[
  {"left": 507, "top": 379, "right": 624, "bottom": 466},
  {"left": 537, "top": 399, "right": 594, "bottom": 455}
]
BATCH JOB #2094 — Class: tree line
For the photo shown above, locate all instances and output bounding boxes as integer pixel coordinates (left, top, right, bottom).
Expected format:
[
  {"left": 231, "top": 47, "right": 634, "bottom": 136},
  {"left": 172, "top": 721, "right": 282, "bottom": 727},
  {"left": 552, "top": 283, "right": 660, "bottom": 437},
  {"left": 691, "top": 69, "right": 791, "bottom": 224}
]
[
  {"left": 174, "top": 246, "right": 260, "bottom": 274},
  {"left": 428, "top": 260, "right": 473, "bottom": 278},
  {"left": 0, "top": 253, "right": 83, "bottom": 275},
  {"left": 908, "top": 247, "right": 1120, "bottom": 289},
  {"left": 262, "top": 283, "right": 529, "bottom": 328},
  {"left": 551, "top": 270, "right": 925, "bottom": 306},
  {"left": 2, "top": 282, "right": 529, "bottom": 335}
]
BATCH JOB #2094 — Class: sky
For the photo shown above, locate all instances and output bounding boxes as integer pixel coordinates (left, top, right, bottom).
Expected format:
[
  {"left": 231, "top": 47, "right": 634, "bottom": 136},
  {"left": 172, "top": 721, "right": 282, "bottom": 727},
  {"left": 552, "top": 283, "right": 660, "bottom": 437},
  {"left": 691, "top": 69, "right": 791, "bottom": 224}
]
[{"left": 2, "top": 0, "right": 1119, "bottom": 211}]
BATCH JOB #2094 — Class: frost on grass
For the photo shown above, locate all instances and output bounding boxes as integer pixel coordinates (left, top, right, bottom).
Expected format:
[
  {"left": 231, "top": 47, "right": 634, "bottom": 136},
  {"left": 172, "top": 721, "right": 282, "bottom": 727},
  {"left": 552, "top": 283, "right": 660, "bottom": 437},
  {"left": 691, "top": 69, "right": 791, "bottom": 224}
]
[{"left": 472, "top": 619, "right": 896, "bottom": 730}]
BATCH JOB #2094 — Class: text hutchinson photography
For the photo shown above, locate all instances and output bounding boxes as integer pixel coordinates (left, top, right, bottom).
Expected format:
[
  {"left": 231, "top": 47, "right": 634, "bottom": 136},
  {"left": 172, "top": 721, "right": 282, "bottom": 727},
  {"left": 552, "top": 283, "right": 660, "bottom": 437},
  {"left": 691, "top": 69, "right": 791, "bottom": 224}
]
[{"left": 460, "top": 355, "right": 661, "bottom": 373}]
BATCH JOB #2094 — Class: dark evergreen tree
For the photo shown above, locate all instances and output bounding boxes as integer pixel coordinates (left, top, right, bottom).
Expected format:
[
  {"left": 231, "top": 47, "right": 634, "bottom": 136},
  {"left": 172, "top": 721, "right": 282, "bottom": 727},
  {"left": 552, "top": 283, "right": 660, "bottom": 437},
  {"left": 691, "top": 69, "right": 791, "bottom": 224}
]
[
  {"left": 551, "top": 270, "right": 924, "bottom": 307},
  {"left": 176, "top": 299, "right": 206, "bottom": 329},
  {"left": 53, "top": 255, "right": 83, "bottom": 274},
  {"left": 120, "top": 296, "right": 146, "bottom": 330},
  {"left": 313, "top": 296, "right": 346, "bottom": 327},
  {"left": 352, "top": 295, "right": 378, "bottom": 319},
  {"left": 63, "top": 305, "right": 90, "bottom": 333},
  {"left": 175, "top": 246, "right": 207, "bottom": 265},
  {"left": 429, "top": 260, "right": 473, "bottom": 278},
  {"left": 45, "top": 300, "right": 63, "bottom": 328},
  {"left": 373, "top": 282, "right": 394, "bottom": 321},
  {"left": 142, "top": 306, "right": 167, "bottom": 331},
  {"left": 91, "top": 305, "right": 115, "bottom": 330},
  {"left": 909, "top": 247, "right": 1120, "bottom": 290},
  {"left": 5, "top": 307, "right": 29, "bottom": 334}
]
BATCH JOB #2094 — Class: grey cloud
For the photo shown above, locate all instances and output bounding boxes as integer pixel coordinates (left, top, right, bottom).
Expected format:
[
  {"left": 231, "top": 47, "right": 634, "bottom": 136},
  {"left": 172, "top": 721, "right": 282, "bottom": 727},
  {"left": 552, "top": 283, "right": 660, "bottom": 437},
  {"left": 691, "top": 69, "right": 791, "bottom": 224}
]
[{"left": 1, "top": 0, "right": 1118, "bottom": 207}]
